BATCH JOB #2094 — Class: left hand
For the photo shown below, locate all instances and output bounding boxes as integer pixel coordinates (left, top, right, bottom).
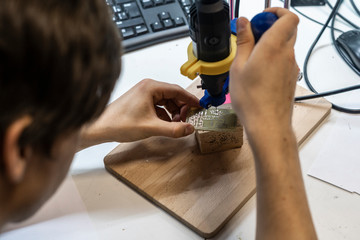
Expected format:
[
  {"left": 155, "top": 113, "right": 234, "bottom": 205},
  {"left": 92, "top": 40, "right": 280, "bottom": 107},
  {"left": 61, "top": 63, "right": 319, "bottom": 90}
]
[{"left": 79, "top": 79, "right": 200, "bottom": 149}]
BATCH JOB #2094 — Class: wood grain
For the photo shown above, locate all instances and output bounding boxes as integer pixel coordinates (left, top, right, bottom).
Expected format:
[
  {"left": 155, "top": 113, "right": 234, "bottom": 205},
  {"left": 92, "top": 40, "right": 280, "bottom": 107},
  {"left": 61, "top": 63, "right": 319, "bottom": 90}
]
[{"left": 104, "top": 77, "right": 332, "bottom": 238}]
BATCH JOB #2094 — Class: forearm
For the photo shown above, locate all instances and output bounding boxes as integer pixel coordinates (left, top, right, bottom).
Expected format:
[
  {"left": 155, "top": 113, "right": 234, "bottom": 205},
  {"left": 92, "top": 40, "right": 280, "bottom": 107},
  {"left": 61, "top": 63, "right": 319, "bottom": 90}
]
[
  {"left": 76, "top": 121, "right": 110, "bottom": 151},
  {"left": 247, "top": 125, "right": 317, "bottom": 240}
]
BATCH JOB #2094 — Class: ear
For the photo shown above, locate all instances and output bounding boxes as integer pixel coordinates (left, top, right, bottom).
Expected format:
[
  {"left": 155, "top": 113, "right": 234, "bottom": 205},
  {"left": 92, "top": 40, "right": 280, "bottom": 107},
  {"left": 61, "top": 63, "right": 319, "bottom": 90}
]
[{"left": 3, "top": 116, "right": 32, "bottom": 184}]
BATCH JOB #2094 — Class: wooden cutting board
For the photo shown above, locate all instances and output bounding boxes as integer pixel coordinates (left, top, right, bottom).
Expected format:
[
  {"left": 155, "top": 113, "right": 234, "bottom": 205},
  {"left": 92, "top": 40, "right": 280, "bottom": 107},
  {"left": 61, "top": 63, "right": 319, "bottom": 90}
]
[{"left": 104, "top": 78, "right": 332, "bottom": 238}]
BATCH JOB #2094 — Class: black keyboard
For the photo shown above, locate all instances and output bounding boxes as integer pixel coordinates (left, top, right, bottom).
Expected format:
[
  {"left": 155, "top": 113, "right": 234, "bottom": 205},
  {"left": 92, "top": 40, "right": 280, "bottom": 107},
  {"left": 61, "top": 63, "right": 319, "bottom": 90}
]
[{"left": 106, "top": 0, "right": 193, "bottom": 53}]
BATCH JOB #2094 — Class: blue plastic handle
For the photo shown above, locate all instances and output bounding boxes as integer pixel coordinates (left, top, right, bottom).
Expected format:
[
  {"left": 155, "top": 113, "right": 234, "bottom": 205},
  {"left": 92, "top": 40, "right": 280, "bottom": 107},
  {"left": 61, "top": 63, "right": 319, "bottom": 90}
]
[
  {"left": 250, "top": 12, "right": 278, "bottom": 43},
  {"left": 199, "top": 76, "right": 229, "bottom": 109}
]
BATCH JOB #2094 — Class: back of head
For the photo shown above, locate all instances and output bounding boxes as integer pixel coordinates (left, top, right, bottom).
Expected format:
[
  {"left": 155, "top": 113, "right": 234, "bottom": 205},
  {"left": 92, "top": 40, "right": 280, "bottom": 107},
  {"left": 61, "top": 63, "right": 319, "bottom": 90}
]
[{"left": 0, "top": 0, "right": 121, "bottom": 154}]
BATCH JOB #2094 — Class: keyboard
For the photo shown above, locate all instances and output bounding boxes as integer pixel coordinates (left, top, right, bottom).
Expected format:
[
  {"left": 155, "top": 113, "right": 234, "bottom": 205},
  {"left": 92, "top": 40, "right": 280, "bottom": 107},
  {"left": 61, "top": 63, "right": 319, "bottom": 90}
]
[{"left": 106, "top": 0, "right": 193, "bottom": 53}]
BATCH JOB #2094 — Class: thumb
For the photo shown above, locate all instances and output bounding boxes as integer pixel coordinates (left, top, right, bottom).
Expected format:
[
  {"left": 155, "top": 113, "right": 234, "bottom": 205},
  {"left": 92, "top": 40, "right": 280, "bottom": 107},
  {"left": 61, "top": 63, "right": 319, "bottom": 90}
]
[
  {"left": 151, "top": 121, "right": 195, "bottom": 138},
  {"left": 233, "top": 17, "right": 255, "bottom": 67}
]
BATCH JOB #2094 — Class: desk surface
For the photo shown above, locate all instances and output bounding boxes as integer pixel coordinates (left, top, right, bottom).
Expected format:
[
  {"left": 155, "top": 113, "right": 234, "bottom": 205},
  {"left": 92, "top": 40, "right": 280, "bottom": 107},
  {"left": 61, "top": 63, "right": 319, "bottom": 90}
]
[{"left": 2, "top": 0, "right": 360, "bottom": 239}]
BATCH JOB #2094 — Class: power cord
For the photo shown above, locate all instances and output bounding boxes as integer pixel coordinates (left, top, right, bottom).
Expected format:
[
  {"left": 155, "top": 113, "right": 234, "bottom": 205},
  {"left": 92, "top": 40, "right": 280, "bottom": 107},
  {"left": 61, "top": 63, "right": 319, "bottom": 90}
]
[
  {"left": 233, "top": 0, "right": 360, "bottom": 112},
  {"left": 326, "top": 0, "right": 359, "bottom": 29},
  {"left": 350, "top": 0, "right": 360, "bottom": 16},
  {"left": 279, "top": 0, "right": 343, "bottom": 32},
  {"left": 295, "top": 84, "right": 360, "bottom": 101},
  {"left": 296, "top": 0, "right": 360, "bottom": 113},
  {"left": 292, "top": 4, "right": 343, "bottom": 32},
  {"left": 330, "top": 2, "right": 360, "bottom": 76}
]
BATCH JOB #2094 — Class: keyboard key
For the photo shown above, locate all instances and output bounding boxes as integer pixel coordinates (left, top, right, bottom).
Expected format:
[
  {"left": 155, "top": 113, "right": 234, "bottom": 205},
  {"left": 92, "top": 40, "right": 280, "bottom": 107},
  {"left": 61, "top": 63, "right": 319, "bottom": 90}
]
[
  {"left": 112, "top": 5, "right": 122, "bottom": 13},
  {"left": 158, "top": 11, "right": 170, "bottom": 20},
  {"left": 183, "top": 6, "right": 191, "bottom": 15},
  {"left": 116, "top": 17, "right": 144, "bottom": 28},
  {"left": 154, "top": 0, "right": 164, "bottom": 5},
  {"left": 163, "top": 19, "right": 174, "bottom": 28},
  {"left": 121, "top": 27, "right": 135, "bottom": 39},
  {"left": 114, "top": 0, "right": 128, "bottom": 4},
  {"left": 180, "top": 0, "right": 192, "bottom": 7},
  {"left": 174, "top": 17, "right": 185, "bottom": 26},
  {"left": 151, "top": 21, "right": 164, "bottom": 31},
  {"left": 141, "top": 0, "right": 153, "bottom": 8},
  {"left": 106, "top": 0, "right": 114, "bottom": 6},
  {"left": 108, "top": 0, "right": 190, "bottom": 52},
  {"left": 135, "top": 24, "right": 148, "bottom": 35},
  {"left": 123, "top": 2, "right": 141, "bottom": 18},
  {"left": 117, "top": 12, "right": 128, "bottom": 20}
]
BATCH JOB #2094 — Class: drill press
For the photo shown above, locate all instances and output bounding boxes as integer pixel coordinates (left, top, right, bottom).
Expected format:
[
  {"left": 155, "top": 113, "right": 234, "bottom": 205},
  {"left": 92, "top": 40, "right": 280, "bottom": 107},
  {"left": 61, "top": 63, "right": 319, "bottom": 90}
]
[{"left": 181, "top": 0, "right": 290, "bottom": 109}]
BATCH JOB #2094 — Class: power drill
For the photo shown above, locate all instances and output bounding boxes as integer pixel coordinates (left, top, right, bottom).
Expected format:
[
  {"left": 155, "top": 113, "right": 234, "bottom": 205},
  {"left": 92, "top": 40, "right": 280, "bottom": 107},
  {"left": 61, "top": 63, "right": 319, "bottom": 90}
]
[
  {"left": 181, "top": 0, "right": 288, "bottom": 109},
  {"left": 181, "top": 0, "right": 235, "bottom": 109}
]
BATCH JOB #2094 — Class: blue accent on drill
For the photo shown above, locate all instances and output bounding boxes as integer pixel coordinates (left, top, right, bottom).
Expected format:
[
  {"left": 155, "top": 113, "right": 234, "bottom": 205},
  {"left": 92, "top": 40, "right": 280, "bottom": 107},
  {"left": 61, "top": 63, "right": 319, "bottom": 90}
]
[
  {"left": 250, "top": 12, "right": 278, "bottom": 43},
  {"left": 199, "top": 76, "right": 229, "bottom": 109},
  {"left": 230, "top": 18, "right": 237, "bottom": 35}
]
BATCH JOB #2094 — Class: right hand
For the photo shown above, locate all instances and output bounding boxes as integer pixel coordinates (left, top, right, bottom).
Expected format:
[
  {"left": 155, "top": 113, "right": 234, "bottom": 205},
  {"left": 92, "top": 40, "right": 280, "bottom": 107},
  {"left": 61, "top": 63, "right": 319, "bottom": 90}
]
[
  {"left": 229, "top": 8, "right": 299, "bottom": 137},
  {"left": 78, "top": 79, "right": 200, "bottom": 150}
]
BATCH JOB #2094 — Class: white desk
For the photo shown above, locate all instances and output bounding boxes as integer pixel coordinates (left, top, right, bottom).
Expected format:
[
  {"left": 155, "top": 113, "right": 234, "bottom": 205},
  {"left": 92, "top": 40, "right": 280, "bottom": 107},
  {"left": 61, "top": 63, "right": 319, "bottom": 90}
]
[{"left": 2, "top": 0, "right": 360, "bottom": 239}]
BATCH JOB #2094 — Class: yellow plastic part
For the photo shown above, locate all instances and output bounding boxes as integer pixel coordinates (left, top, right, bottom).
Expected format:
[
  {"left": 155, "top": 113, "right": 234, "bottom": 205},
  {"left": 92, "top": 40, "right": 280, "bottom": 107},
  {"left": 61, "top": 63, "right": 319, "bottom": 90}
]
[{"left": 180, "top": 34, "right": 237, "bottom": 80}]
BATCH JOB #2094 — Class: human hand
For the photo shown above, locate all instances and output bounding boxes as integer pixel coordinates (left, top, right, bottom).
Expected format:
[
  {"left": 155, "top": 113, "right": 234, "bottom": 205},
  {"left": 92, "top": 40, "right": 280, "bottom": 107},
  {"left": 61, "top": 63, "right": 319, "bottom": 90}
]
[
  {"left": 229, "top": 10, "right": 318, "bottom": 238},
  {"left": 79, "top": 79, "right": 200, "bottom": 149},
  {"left": 229, "top": 8, "right": 299, "bottom": 137}
]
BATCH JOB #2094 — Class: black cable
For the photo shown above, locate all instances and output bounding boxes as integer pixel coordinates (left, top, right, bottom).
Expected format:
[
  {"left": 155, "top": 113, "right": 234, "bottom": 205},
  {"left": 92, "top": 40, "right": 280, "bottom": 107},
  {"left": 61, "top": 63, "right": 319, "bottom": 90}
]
[
  {"left": 350, "top": 0, "right": 360, "bottom": 16},
  {"left": 326, "top": 0, "right": 359, "bottom": 29},
  {"left": 292, "top": 5, "right": 343, "bottom": 32},
  {"left": 302, "top": 0, "right": 342, "bottom": 91},
  {"left": 331, "top": 4, "right": 360, "bottom": 76},
  {"left": 279, "top": 0, "right": 343, "bottom": 32},
  {"left": 234, "top": 0, "right": 240, "bottom": 18},
  {"left": 295, "top": 84, "right": 360, "bottom": 100},
  {"left": 299, "top": 0, "right": 360, "bottom": 113}
]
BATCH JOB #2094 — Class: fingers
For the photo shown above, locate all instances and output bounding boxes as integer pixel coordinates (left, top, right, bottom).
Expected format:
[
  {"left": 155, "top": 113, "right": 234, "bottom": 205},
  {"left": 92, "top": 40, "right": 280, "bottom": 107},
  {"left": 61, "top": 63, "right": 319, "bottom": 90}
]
[
  {"left": 154, "top": 98, "right": 189, "bottom": 122},
  {"left": 263, "top": 7, "right": 299, "bottom": 44},
  {"left": 232, "top": 17, "right": 255, "bottom": 68},
  {"left": 164, "top": 101, "right": 190, "bottom": 122},
  {"left": 155, "top": 103, "right": 190, "bottom": 122},
  {"left": 143, "top": 79, "right": 199, "bottom": 122},
  {"left": 179, "top": 104, "right": 189, "bottom": 122},
  {"left": 150, "top": 121, "right": 195, "bottom": 138},
  {"left": 155, "top": 106, "right": 172, "bottom": 122},
  {"left": 265, "top": 7, "right": 299, "bottom": 23},
  {"left": 149, "top": 80, "right": 200, "bottom": 108},
  {"left": 130, "top": 79, "right": 200, "bottom": 139}
]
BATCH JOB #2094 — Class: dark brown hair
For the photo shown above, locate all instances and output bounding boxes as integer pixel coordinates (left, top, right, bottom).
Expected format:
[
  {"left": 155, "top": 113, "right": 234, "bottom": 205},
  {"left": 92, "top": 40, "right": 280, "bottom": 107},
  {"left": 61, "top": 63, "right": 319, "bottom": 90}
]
[{"left": 0, "top": 0, "right": 121, "bottom": 155}]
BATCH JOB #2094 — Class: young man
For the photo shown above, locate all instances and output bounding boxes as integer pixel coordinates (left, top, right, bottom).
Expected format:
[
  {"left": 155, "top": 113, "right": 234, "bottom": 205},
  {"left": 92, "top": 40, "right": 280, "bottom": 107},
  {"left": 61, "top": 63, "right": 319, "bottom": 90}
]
[
  {"left": 0, "top": 0, "right": 199, "bottom": 228},
  {"left": 0, "top": 0, "right": 317, "bottom": 239}
]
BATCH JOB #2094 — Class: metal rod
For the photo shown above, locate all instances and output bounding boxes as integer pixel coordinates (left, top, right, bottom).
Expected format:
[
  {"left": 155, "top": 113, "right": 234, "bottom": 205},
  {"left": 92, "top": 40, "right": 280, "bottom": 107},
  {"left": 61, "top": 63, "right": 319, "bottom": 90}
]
[
  {"left": 265, "top": 0, "right": 271, "bottom": 9},
  {"left": 283, "top": 0, "right": 290, "bottom": 9}
]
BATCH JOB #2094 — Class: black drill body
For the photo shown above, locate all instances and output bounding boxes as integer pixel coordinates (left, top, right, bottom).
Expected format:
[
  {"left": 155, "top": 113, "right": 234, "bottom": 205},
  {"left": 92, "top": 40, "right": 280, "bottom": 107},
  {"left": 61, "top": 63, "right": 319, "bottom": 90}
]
[{"left": 189, "top": 0, "right": 231, "bottom": 97}]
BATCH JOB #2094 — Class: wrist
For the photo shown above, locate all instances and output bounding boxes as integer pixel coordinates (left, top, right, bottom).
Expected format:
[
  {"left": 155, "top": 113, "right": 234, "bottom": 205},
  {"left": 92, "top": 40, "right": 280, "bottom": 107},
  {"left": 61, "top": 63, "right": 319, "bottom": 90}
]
[
  {"left": 245, "top": 118, "right": 294, "bottom": 140},
  {"left": 244, "top": 121, "right": 297, "bottom": 161},
  {"left": 77, "top": 122, "right": 109, "bottom": 151}
]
